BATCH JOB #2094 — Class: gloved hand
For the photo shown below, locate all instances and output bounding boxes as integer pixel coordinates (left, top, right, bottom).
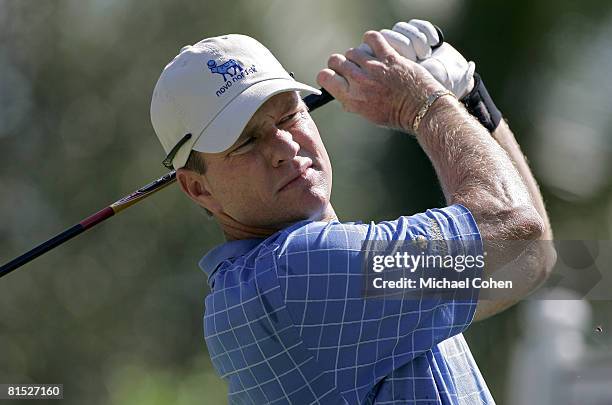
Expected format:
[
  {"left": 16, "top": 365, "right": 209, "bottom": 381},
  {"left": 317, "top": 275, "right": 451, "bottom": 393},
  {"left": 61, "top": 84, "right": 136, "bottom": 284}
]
[{"left": 358, "top": 19, "right": 476, "bottom": 99}]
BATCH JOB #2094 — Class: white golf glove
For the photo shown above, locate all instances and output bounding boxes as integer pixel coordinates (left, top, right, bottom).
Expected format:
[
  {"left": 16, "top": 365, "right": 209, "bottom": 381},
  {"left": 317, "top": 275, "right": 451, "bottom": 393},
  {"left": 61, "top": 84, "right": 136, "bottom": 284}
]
[{"left": 358, "top": 19, "right": 476, "bottom": 99}]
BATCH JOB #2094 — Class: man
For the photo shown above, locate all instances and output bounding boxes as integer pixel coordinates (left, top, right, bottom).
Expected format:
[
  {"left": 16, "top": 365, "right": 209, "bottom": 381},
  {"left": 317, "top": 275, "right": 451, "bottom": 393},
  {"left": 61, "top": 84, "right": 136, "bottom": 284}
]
[{"left": 150, "top": 19, "right": 554, "bottom": 404}]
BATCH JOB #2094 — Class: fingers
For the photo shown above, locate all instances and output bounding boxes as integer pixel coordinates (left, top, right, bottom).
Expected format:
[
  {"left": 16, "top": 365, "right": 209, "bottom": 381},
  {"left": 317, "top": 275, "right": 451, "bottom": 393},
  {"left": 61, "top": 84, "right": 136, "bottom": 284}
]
[
  {"left": 345, "top": 47, "right": 376, "bottom": 67},
  {"left": 316, "top": 68, "right": 349, "bottom": 98},
  {"left": 392, "top": 22, "right": 431, "bottom": 60},
  {"left": 405, "top": 19, "right": 439, "bottom": 46},
  {"left": 380, "top": 29, "right": 417, "bottom": 61},
  {"left": 328, "top": 53, "right": 362, "bottom": 77},
  {"left": 362, "top": 30, "right": 399, "bottom": 60},
  {"left": 355, "top": 43, "right": 374, "bottom": 57}
]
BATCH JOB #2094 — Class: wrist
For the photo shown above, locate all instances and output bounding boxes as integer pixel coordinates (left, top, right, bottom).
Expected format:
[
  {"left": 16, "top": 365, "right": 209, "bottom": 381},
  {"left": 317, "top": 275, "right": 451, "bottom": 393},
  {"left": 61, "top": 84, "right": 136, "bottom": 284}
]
[
  {"left": 412, "top": 94, "right": 463, "bottom": 138},
  {"left": 412, "top": 90, "right": 456, "bottom": 133},
  {"left": 398, "top": 81, "right": 448, "bottom": 133}
]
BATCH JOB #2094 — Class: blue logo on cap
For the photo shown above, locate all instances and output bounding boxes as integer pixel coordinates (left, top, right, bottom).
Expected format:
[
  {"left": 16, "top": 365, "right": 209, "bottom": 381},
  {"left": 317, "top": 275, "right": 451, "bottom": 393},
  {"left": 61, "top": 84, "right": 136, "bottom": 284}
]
[
  {"left": 207, "top": 58, "right": 258, "bottom": 97},
  {"left": 207, "top": 59, "right": 244, "bottom": 82}
]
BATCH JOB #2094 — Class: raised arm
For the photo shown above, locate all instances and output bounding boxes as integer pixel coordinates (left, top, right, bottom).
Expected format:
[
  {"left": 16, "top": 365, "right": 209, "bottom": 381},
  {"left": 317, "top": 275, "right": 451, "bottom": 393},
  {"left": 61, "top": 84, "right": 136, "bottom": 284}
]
[
  {"left": 380, "top": 18, "right": 556, "bottom": 318},
  {"left": 377, "top": 19, "right": 554, "bottom": 242},
  {"left": 317, "top": 30, "right": 555, "bottom": 321}
]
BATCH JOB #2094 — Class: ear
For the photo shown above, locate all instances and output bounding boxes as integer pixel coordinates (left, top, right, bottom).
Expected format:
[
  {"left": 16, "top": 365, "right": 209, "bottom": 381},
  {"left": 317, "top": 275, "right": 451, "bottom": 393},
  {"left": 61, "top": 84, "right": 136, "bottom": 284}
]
[{"left": 175, "top": 168, "right": 223, "bottom": 214}]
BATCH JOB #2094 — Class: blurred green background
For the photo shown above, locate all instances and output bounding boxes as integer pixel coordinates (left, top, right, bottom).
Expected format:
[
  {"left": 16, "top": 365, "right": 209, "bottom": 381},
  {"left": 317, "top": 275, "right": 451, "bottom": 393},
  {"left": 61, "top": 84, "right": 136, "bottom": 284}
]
[{"left": 1, "top": 0, "right": 611, "bottom": 404}]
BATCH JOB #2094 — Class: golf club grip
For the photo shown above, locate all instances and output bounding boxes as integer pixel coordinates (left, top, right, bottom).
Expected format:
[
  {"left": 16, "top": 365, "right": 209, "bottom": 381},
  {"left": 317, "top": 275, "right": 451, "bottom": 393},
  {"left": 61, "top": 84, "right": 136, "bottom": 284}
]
[
  {"left": 303, "top": 25, "right": 445, "bottom": 111},
  {"left": 303, "top": 89, "right": 334, "bottom": 112}
]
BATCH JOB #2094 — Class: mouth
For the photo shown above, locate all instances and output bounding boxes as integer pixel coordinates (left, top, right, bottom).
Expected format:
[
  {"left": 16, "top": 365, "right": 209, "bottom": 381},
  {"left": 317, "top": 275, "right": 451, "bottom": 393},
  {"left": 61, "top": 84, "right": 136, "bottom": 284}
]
[{"left": 278, "top": 160, "right": 314, "bottom": 193}]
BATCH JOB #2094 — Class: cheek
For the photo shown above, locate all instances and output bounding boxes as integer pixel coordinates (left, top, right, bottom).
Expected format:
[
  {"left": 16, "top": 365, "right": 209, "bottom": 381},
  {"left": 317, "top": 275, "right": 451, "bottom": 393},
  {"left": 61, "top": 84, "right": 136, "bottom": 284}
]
[
  {"left": 208, "top": 161, "right": 269, "bottom": 209},
  {"left": 302, "top": 120, "right": 332, "bottom": 173},
  {"left": 296, "top": 119, "right": 322, "bottom": 154}
]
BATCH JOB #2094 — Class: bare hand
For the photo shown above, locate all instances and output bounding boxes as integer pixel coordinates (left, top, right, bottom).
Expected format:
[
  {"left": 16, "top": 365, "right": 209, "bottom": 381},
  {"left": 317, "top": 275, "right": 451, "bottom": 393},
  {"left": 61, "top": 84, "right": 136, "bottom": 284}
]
[{"left": 316, "top": 30, "right": 445, "bottom": 131}]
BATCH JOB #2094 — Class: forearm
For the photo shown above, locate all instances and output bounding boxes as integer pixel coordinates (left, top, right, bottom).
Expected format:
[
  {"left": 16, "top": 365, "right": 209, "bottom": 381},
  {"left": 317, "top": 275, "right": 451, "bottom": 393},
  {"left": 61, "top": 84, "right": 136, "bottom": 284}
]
[
  {"left": 411, "top": 98, "right": 550, "bottom": 321},
  {"left": 412, "top": 96, "right": 541, "bottom": 240},
  {"left": 491, "top": 120, "right": 553, "bottom": 240}
]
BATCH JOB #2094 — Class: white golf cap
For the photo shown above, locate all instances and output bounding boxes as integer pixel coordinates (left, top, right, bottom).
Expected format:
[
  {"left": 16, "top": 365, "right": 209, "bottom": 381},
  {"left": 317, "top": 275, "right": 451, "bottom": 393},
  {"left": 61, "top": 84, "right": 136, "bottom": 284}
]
[{"left": 150, "top": 34, "right": 321, "bottom": 169}]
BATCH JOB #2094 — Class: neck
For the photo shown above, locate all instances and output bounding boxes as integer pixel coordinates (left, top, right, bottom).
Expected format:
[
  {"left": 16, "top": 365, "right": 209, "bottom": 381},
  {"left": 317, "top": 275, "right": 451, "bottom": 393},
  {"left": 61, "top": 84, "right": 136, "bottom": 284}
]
[{"left": 217, "top": 205, "right": 338, "bottom": 241}]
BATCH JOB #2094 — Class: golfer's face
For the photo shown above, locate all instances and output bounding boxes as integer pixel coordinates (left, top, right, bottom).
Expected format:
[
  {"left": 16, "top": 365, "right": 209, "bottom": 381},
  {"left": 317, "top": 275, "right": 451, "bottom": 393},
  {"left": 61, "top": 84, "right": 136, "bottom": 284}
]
[{"left": 202, "top": 91, "right": 333, "bottom": 228}]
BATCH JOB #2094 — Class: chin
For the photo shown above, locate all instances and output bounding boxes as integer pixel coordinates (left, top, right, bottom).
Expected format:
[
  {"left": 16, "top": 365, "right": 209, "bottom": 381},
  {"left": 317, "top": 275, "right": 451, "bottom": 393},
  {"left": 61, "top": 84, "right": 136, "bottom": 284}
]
[
  {"left": 288, "top": 201, "right": 330, "bottom": 224},
  {"left": 262, "top": 183, "right": 331, "bottom": 228}
]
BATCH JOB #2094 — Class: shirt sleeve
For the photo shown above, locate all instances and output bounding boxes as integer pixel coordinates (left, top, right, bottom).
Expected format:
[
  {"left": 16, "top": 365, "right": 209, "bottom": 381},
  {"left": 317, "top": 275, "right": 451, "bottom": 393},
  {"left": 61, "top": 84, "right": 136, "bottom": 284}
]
[{"left": 271, "top": 204, "right": 482, "bottom": 401}]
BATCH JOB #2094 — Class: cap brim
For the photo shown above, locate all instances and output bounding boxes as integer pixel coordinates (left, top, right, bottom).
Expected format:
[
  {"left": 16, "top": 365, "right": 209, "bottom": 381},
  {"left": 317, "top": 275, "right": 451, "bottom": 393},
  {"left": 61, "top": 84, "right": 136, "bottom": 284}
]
[{"left": 192, "top": 78, "right": 321, "bottom": 154}]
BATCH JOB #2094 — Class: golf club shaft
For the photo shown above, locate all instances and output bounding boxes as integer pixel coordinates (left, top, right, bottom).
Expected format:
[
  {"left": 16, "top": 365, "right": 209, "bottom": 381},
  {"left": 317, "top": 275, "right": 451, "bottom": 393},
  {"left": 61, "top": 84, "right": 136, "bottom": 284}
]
[
  {"left": 1, "top": 26, "right": 447, "bottom": 278},
  {"left": 0, "top": 22, "right": 444, "bottom": 277},
  {"left": 0, "top": 91, "right": 333, "bottom": 278},
  {"left": 0, "top": 171, "right": 177, "bottom": 278}
]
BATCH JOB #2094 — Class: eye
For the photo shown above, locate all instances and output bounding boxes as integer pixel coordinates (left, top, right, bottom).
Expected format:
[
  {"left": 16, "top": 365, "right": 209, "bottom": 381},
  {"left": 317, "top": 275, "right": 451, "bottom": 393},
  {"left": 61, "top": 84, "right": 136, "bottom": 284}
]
[{"left": 279, "top": 111, "right": 299, "bottom": 125}]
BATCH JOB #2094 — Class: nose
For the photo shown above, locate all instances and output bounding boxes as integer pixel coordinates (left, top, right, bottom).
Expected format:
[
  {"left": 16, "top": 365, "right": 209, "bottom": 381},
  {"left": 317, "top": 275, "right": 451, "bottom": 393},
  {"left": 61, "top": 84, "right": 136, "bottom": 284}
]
[{"left": 263, "top": 129, "right": 300, "bottom": 168}]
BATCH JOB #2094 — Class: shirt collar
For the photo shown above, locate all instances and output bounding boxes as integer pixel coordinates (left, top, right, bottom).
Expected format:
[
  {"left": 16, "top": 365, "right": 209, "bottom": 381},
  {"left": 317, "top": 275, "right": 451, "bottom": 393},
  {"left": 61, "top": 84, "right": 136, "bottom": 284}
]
[{"left": 199, "top": 238, "right": 263, "bottom": 286}]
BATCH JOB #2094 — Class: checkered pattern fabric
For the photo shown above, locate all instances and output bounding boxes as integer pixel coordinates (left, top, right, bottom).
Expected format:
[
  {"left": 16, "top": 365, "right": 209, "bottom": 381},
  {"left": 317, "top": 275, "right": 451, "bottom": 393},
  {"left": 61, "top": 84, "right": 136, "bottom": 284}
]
[{"left": 199, "top": 204, "right": 495, "bottom": 404}]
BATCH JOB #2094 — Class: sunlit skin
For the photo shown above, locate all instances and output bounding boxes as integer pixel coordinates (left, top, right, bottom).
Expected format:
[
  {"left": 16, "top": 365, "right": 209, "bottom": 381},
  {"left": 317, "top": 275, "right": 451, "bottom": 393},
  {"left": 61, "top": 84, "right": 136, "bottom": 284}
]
[{"left": 176, "top": 91, "right": 337, "bottom": 240}]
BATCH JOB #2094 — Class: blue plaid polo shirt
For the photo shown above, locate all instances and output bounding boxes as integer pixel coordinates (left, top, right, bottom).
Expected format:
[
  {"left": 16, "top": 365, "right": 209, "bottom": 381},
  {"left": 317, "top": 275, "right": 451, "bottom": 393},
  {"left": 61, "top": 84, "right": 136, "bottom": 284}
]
[{"left": 199, "top": 204, "right": 495, "bottom": 404}]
